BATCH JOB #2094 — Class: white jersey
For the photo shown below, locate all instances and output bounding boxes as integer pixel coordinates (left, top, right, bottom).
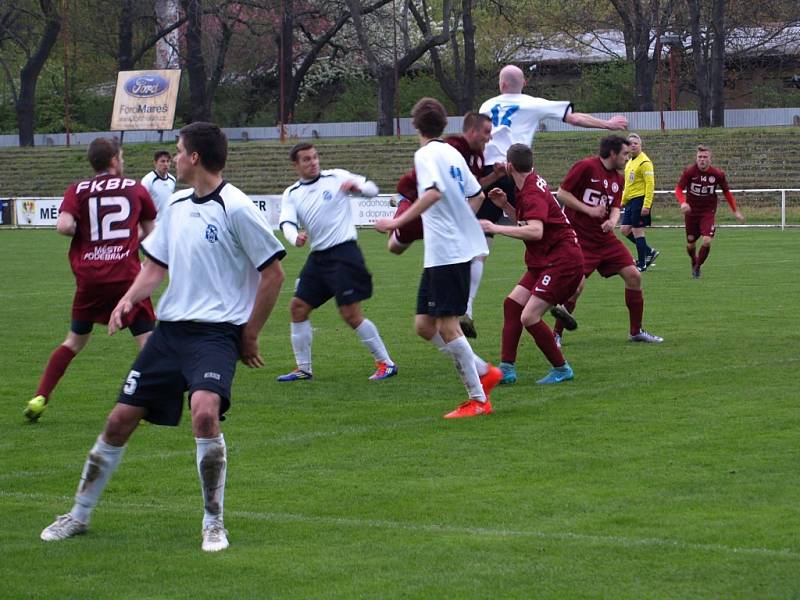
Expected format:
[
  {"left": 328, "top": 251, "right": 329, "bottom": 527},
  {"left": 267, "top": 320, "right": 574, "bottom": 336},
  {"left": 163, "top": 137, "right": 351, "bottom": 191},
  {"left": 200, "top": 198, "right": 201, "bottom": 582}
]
[
  {"left": 142, "top": 181, "right": 286, "bottom": 325},
  {"left": 414, "top": 140, "right": 488, "bottom": 268},
  {"left": 140, "top": 170, "right": 177, "bottom": 213},
  {"left": 479, "top": 94, "right": 572, "bottom": 165},
  {"left": 279, "top": 168, "right": 374, "bottom": 252}
]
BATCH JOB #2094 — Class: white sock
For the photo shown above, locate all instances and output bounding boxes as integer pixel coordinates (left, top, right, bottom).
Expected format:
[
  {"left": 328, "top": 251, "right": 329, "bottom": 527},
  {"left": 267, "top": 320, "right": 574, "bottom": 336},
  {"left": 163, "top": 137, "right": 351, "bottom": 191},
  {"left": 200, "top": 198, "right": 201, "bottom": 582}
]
[
  {"left": 467, "top": 259, "right": 484, "bottom": 319},
  {"left": 432, "top": 332, "right": 487, "bottom": 375},
  {"left": 70, "top": 436, "right": 126, "bottom": 524},
  {"left": 440, "top": 336, "right": 486, "bottom": 401},
  {"left": 196, "top": 435, "right": 227, "bottom": 529},
  {"left": 290, "top": 320, "right": 313, "bottom": 373},
  {"left": 355, "top": 318, "right": 392, "bottom": 364}
]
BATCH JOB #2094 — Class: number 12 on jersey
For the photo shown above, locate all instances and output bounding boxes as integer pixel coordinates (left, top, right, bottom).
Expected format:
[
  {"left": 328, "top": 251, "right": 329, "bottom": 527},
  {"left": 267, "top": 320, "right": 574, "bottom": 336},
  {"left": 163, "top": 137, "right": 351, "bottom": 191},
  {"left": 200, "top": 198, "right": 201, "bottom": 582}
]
[{"left": 490, "top": 104, "right": 520, "bottom": 127}]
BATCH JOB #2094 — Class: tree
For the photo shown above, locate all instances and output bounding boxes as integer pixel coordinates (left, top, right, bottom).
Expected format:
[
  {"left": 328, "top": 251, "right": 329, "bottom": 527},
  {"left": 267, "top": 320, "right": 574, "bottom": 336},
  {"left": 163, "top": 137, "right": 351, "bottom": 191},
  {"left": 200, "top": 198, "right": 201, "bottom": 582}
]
[
  {"left": 0, "top": 0, "right": 62, "bottom": 146},
  {"left": 345, "top": 0, "right": 452, "bottom": 135}
]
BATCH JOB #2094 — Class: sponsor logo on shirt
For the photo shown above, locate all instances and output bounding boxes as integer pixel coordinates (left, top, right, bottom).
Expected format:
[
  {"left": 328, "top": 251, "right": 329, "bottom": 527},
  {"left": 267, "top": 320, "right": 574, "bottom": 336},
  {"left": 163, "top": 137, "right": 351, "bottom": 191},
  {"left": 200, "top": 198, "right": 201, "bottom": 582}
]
[
  {"left": 204, "top": 372, "right": 221, "bottom": 380},
  {"left": 323, "top": 191, "right": 333, "bottom": 201},
  {"left": 205, "top": 224, "right": 218, "bottom": 243}
]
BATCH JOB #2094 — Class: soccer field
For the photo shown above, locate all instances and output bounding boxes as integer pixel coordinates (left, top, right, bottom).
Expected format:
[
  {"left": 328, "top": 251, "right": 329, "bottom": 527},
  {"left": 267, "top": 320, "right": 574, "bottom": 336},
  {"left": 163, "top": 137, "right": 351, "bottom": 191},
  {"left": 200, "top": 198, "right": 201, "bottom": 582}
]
[{"left": 1, "top": 227, "right": 799, "bottom": 598}]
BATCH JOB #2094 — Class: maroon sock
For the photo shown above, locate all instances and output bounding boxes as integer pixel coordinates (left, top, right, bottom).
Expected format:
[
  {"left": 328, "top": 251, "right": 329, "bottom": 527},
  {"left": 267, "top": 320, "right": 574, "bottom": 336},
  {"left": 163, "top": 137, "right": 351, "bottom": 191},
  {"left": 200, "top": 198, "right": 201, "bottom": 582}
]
[
  {"left": 697, "top": 245, "right": 711, "bottom": 267},
  {"left": 525, "top": 320, "right": 565, "bottom": 367},
  {"left": 36, "top": 345, "right": 77, "bottom": 401},
  {"left": 553, "top": 299, "right": 577, "bottom": 336},
  {"left": 625, "top": 288, "right": 644, "bottom": 335},
  {"left": 687, "top": 246, "right": 696, "bottom": 268},
  {"left": 501, "top": 297, "right": 524, "bottom": 363}
]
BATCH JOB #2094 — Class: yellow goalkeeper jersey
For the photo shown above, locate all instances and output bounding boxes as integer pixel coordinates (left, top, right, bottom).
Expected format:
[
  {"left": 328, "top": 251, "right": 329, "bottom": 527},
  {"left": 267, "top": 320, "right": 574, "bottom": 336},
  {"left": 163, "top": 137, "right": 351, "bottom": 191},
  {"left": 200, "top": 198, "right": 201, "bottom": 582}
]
[{"left": 621, "top": 151, "right": 655, "bottom": 209}]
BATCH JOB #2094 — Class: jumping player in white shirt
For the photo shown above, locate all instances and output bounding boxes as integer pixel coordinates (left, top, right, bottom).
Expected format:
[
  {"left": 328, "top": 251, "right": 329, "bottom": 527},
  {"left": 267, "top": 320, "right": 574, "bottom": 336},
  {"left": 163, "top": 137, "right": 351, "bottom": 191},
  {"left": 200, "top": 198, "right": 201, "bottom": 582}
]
[
  {"left": 376, "top": 98, "right": 502, "bottom": 419},
  {"left": 277, "top": 143, "right": 397, "bottom": 382}
]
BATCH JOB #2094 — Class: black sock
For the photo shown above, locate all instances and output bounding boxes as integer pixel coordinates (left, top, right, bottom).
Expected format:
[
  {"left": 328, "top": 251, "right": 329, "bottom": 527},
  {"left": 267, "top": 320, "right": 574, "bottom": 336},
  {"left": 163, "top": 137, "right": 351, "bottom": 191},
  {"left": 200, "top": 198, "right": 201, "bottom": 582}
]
[{"left": 635, "top": 237, "right": 649, "bottom": 265}]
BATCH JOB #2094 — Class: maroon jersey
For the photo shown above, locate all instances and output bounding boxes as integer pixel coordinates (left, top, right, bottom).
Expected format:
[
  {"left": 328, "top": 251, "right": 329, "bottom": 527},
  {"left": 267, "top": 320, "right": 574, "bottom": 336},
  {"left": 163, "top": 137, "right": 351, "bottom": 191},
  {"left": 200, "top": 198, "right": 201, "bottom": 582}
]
[
  {"left": 60, "top": 174, "right": 157, "bottom": 283},
  {"left": 560, "top": 156, "right": 625, "bottom": 251},
  {"left": 677, "top": 164, "right": 730, "bottom": 212},
  {"left": 516, "top": 171, "right": 581, "bottom": 268},
  {"left": 444, "top": 135, "right": 484, "bottom": 178}
]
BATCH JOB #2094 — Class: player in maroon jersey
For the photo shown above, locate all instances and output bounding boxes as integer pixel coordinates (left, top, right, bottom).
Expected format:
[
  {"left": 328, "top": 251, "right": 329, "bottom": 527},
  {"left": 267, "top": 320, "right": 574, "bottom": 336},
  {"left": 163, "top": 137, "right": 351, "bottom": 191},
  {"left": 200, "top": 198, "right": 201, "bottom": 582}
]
[
  {"left": 24, "top": 137, "right": 158, "bottom": 422},
  {"left": 553, "top": 135, "right": 663, "bottom": 345},
  {"left": 480, "top": 143, "right": 584, "bottom": 385},
  {"left": 675, "top": 145, "right": 746, "bottom": 278}
]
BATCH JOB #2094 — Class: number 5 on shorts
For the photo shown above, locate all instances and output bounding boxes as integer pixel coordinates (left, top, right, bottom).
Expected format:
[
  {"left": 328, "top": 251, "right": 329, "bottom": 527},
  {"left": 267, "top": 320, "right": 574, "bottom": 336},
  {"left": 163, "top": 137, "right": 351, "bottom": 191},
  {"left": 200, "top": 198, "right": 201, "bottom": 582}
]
[{"left": 123, "top": 370, "right": 141, "bottom": 395}]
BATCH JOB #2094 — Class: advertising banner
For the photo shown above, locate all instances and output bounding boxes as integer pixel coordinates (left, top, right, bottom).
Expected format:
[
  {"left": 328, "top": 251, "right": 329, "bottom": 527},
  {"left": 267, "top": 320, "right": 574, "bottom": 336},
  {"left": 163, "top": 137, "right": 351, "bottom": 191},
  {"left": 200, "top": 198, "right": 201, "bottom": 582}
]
[
  {"left": 13, "top": 197, "right": 61, "bottom": 227},
  {"left": 110, "top": 70, "right": 181, "bottom": 131}
]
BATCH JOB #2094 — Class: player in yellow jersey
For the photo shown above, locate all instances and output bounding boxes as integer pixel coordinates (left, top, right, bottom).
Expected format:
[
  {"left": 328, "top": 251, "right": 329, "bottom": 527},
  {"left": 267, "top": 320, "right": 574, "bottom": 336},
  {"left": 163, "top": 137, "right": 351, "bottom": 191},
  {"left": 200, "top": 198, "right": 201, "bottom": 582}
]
[{"left": 620, "top": 133, "right": 659, "bottom": 271}]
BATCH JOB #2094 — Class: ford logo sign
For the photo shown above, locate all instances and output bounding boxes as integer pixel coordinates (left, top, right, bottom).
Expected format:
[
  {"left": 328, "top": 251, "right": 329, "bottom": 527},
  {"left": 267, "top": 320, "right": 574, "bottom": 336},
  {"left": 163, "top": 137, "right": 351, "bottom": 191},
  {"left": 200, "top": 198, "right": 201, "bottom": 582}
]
[{"left": 124, "top": 74, "right": 169, "bottom": 98}]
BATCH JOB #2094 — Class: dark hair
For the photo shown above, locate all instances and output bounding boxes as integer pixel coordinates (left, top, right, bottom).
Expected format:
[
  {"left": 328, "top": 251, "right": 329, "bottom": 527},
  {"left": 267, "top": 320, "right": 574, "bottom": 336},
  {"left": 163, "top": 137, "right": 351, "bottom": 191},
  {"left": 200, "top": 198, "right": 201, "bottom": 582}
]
[
  {"left": 87, "top": 137, "right": 120, "bottom": 172},
  {"left": 153, "top": 150, "right": 171, "bottom": 161},
  {"left": 289, "top": 142, "right": 315, "bottom": 162},
  {"left": 411, "top": 97, "right": 447, "bottom": 138},
  {"left": 179, "top": 122, "right": 227, "bottom": 172},
  {"left": 599, "top": 135, "right": 629, "bottom": 158},
  {"left": 462, "top": 111, "right": 491, "bottom": 133},
  {"left": 506, "top": 143, "right": 533, "bottom": 173}
]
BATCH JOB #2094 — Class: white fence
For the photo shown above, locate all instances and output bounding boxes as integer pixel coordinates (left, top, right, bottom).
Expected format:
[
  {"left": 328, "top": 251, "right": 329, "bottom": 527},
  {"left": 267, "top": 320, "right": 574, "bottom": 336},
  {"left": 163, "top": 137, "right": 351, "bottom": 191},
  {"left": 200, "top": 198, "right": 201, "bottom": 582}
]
[{"left": 2, "top": 188, "right": 798, "bottom": 230}]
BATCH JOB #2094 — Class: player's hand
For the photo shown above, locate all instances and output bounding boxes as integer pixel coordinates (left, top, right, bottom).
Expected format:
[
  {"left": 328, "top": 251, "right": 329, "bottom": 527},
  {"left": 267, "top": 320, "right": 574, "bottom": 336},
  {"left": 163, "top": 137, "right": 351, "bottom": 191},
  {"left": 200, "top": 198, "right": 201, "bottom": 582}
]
[
  {"left": 735, "top": 210, "right": 746, "bottom": 223},
  {"left": 487, "top": 187, "right": 507, "bottom": 207},
  {"left": 479, "top": 219, "right": 496, "bottom": 234},
  {"left": 340, "top": 180, "right": 360, "bottom": 195},
  {"left": 587, "top": 204, "right": 607, "bottom": 219},
  {"left": 607, "top": 115, "right": 628, "bottom": 130},
  {"left": 493, "top": 162, "right": 507, "bottom": 177},
  {"left": 680, "top": 202, "right": 691, "bottom": 215},
  {"left": 296, "top": 231, "right": 308, "bottom": 247},
  {"left": 240, "top": 330, "right": 264, "bottom": 368},
  {"left": 109, "top": 299, "right": 133, "bottom": 335},
  {"left": 641, "top": 207, "right": 650, "bottom": 216},
  {"left": 374, "top": 218, "right": 396, "bottom": 233},
  {"left": 601, "top": 219, "right": 615, "bottom": 233}
]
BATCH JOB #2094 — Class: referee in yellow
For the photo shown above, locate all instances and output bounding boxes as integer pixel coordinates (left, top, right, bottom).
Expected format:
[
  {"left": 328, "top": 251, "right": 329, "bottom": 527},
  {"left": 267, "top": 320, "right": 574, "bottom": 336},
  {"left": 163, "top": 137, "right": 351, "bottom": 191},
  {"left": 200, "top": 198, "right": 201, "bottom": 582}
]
[{"left": 620, "top": 133, "right": 659, "bottom": 271}]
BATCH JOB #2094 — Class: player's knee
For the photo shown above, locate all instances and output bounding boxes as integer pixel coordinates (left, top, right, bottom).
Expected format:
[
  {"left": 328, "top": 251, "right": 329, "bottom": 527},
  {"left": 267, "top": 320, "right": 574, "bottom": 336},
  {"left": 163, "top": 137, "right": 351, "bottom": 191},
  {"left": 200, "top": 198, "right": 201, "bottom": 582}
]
[
  {"left": 289, "top": 298, "right": 311, "bottom": 322},
  {"left": 104, "top": 408, "right": 139, "bottom": 445}
]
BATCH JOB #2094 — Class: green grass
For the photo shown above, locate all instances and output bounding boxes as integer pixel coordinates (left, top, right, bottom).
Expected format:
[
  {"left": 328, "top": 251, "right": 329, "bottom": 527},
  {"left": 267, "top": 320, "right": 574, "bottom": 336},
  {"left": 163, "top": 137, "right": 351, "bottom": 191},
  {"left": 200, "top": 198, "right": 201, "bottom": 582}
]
[{"left": 1, "top": 227, "right": 799, "bottom": 598}]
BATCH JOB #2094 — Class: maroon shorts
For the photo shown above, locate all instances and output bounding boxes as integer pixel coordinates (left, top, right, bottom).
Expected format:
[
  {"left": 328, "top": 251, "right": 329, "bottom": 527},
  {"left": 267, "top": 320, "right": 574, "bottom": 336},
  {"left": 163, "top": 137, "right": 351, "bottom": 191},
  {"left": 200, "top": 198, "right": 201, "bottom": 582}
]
[
  {"left": 684, "top": 210, "right": 716, "bottom": 240},
  {"left": 72, "top": 280, "right": 155, "bottom": 327},
  {"left": 581, "top": 238, "right": 636, "bottom": 278},
  {"left": 517, "top": 263, "right": 584, "bottom": 305},
  {"left": 393, "top": 199, "right": 424, "bottom": 244}
]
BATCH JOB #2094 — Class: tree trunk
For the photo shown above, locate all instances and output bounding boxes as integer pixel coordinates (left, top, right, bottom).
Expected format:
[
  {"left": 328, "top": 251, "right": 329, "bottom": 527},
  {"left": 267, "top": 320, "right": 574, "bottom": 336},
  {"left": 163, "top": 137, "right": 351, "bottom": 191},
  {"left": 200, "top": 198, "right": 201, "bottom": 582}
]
[
  {"left": 278, "top": 0, "right": 294, "bottom": 122},
  {"left": 687, "top": 0, "right": 711, "bottom": 127},
  {"left": 710, "top": 0, "right": 725, "bottom": 127},
  {"left": 182, "top": 0, "right": 210, "bottom": 122},
  {"left": 633, "top": 49, "right": 655, "bottom": 111},
  {"left": 155, "top": 0, "right": 181, "bottom": 69},
  {"left": 461, "top": 0, "right": 476, "bottom": 113},
  {"left": 376, "top": 66, "right": 396, "bottom": 136},
  {"left": 16, "top": 1, "right": 61, "bottom": 147},
  {"left": 118, "top": 0, "right": 134, "bottom": 70}
]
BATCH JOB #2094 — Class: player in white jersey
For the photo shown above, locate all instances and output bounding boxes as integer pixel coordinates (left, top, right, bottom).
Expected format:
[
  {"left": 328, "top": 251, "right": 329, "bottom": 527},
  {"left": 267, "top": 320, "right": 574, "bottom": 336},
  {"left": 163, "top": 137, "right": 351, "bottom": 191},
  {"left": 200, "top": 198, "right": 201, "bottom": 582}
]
[
  {"left": 277, "top": 143, "right": 397, "bottom": 382},
  {"left": 140, "top": 150, "right": 176, "bottom": 213},
  {"left": 40, "top": 122, "right": 286, "bottom": 553},
  {"left": 376, "top": 98, "right": 502, "bottom": 419}
]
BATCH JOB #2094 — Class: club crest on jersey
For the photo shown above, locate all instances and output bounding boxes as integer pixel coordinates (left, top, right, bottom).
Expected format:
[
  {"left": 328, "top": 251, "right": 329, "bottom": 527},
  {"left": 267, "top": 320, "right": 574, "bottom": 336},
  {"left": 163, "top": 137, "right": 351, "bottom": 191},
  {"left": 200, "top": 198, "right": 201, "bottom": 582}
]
[
  {"left": 612, "top": 182, "right": 620, "bottom": 193},
  {"left": 323, "top": 191, "right": 333, "bottom": 201},
  {"left": 205, "top": 224, "right": 219, "bottom": 243},
  {"left": 709, "top": 176, "right": 716, "bottom": 183}
]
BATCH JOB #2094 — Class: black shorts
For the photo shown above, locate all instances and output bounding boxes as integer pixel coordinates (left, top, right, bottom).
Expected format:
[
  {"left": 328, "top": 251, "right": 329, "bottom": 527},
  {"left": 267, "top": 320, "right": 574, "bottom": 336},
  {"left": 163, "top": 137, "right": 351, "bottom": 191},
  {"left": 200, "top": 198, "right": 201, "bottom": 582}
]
[
  {"left": 295, "top": 241, "right": 373, "bottom": 308},
  {"left": 478, "top": 166, "right": 517, "bottom": 231},
  {"left": 416, "top": 261, "right": 471, "bottom": 317},
  {"left": 117, "top": 321, "right": 242, "bottom": 426},
  {"left": 621, "top": 196, "right": 652, "bottom": 228}
]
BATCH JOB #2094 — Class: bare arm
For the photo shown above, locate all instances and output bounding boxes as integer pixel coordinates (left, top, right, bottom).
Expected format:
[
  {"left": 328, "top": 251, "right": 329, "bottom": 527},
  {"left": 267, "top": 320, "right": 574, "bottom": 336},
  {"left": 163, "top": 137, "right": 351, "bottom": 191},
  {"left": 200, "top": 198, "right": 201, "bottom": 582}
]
[
  {"left": 140, "top": 219, "right": 156, "bottom": 240},
  {"left": 487, "top": 188, "right": 515, "bottom": 217},
  {"left": 557, "top": 187, "right": 607, "bottom": 219},
  {"left": 565, "top": 112, "right": 628, "bottom": 131},
  {"left": 468, "top": 192, "right": 485, "bottom": 214},
  {"left": 480, "top": 219, "right": 543, "bottom": 241},
  {"left": 601, "top": 207, "right": 621, "bottom": 232},
  {"left": 375, "top": 187, "right": 442, "bottom": 233},
  {"left": 109, "top": 259, "right": 167, "bottom": 334},
  {"left": 240, "top": 260, "right": 285, "bottom": 368},
  {"left": 56, "top": 212, "right": 77, "bottom": 237}
]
